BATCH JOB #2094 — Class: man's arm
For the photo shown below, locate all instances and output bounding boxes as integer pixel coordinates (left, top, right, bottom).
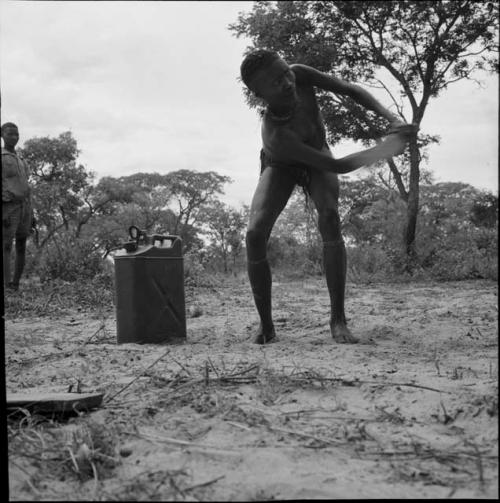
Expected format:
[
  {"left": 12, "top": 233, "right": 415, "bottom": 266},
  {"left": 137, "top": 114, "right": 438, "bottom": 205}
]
[
  {"left": 291, "top": 64, "right": 400, "bottom": 124},
  {"left": 264, "top": 128, "right": 406, "bottom": 175}
]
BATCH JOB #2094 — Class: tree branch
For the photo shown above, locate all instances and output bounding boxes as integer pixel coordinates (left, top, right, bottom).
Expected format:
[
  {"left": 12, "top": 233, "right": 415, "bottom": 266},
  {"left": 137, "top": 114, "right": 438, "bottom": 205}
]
[
  {"left": 419, "top": 2, "right": 470, "bottom": 113},
  {"left": 387, "top": 158, "right": 409, "bottom": 202},
  {"left": 38, "top": 221, "right": 68, "bottom": 249},
  {"left": 353, "top": 17, "right": 418, "bottom": 113},
  {"left": 400, "top": 25, "right": 425, "bottom": 82},
  {"left": 460, "top": 47, "right": 495, "bottom": 58},
  {"left": 374, "top": 78, "right": 408, "bottom": 121},
  {"left": 438, "top": 74, "right": 485, "bottom": 90}
]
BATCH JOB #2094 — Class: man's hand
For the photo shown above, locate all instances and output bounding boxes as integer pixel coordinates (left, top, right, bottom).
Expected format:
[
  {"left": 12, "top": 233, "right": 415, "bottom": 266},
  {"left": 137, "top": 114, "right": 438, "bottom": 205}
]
[
  {"left": 377, "top": 132, "right": 408, "bottom": 158},
  {"left": 387, "top": 120, "right": 419, "bottom": 137}
]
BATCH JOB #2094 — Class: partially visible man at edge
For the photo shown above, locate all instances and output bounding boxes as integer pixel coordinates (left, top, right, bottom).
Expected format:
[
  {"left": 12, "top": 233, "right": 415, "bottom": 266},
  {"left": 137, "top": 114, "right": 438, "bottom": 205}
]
[
  {"left": 2, "top": 122, "right": 35, "bottom": 292},
  {"left": 240, "top": 49, "right": 416, "bottom": 345}
]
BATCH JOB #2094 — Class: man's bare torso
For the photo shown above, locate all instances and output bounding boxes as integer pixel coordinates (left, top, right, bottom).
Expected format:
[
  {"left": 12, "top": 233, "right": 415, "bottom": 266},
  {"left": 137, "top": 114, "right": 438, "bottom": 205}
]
[{"left": 262, "top": 68, "right": 329, "bottom": 162}]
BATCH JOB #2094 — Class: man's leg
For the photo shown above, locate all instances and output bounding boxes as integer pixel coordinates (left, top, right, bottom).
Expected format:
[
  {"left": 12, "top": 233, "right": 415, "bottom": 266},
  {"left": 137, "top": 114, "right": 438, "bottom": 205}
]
[
  {"left": 309, "top": 167, "right": 359, "bottom": 343},
  {"left": 12, "top": 236, "right": 27, "bottom": 288},
  {"left": 3, "top": 240, "right": 13, "bottom": 288},
  {"left": 247, "top": 166, "right": 296, "bottom": 343},
  {"left": 3, "top": 203, "right": 18, "bottom": 289},
  {"left": 11, "top": 202, "right": 32, "bottom": 288}
]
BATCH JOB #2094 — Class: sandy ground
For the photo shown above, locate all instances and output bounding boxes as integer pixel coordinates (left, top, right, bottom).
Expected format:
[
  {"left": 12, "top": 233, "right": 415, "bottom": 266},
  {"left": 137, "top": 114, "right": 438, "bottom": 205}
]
[{"left": 5, "top": 278, "right": 499, "bottom": 500}]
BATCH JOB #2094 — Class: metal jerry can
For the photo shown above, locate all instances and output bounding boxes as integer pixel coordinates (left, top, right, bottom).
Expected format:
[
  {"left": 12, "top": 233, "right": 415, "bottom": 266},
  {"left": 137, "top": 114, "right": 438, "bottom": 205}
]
[{"left": 113, "top": 226, "right": 187, "bottom": 344}]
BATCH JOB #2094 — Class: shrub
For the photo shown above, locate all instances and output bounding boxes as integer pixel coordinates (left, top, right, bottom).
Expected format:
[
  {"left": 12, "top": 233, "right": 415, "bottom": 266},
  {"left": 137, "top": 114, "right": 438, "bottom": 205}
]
[
  {"left": 34, "top": 236, "right": 108, "bottom": 283},
  {"left": 427, "top": 231, "right": 498, "bottom": 280},
  {"left": 347, "top": 243, "right": 401, "bottom": 283},
  {"left": 183, "top": 249, "right": 219, "bottom": 288}
]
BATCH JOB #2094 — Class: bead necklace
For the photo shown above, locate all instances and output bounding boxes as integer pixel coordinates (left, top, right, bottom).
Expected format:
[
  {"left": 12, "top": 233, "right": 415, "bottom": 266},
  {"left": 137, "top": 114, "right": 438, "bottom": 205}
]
[{"left": 266, "top": 98, "right": 299, "bottom": 122}]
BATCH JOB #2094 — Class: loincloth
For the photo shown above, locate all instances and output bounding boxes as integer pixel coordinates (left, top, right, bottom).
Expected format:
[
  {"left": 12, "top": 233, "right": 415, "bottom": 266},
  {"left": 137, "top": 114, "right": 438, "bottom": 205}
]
[{"left": 259, "top": 149, "right": 311, "bottom": 192}]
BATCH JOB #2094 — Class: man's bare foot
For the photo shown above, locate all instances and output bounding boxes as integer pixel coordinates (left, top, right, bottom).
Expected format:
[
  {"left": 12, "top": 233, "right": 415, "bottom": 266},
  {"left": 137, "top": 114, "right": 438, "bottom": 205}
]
[
  {"left": 254, "top": 324, "right": 276, "bottom": 344},
  {"left": 330, "top": 321, "right": 359, "bottom": 344}
]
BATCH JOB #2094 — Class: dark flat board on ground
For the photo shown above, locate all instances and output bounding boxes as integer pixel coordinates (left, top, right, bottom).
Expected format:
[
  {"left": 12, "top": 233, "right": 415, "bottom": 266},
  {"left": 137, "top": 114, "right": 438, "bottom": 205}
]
[{"left": 6, "top": 392, "right": 104, "bottom": 413}]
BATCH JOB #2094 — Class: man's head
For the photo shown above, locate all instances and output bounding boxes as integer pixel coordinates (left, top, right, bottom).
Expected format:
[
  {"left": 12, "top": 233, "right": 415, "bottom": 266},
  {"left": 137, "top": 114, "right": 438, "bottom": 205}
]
[
  {"left": 240, "top": 49, "right": 297, "bottom": 108},
  {"left": 1, "top": 123, "right": 19, "bottom": 149}
]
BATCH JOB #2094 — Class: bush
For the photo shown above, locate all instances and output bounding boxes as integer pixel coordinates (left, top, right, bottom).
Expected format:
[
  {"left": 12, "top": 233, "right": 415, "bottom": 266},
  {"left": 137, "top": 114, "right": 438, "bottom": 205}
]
[
  {"left": 183, "top": 249, "right": 220, "bottom": 288},
  {"left": 267, "top": 236, "right": 323, "bottom": 277},
  {"left": 427, "top": 231, "right": 498, "bottom": 281},
  {"left": 34, "top": 236, "right": 108, "bottom": 283},
  {"left": 347, "top": 243, "right": 401, "bottom": 283}
]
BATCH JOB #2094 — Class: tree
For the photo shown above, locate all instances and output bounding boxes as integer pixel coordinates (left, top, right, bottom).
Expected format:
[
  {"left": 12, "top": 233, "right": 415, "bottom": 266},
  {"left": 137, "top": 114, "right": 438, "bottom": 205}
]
[
  {"left": 91, "top": 170, "right": 232, "bottom": 252},
  {"left": 229, "top": 0, "right": 498, "bottom": 268},
  {"left": 203, "top": 201, "right": 247, "bottom": 273},
  {"left": 470, "top": 191, "right": 498, "bottom": 229},
  {"left": 163, "top": 170, "right": 232, "bottom": 249},
  {"left": 86, "top": 170, "right": 233, "bottom": 254},
  {"left": 106, "top": 173, "right": 178, "bottom": 234},
  {"left": 20, "top": 131, "right": 94, "bottom": 249}
]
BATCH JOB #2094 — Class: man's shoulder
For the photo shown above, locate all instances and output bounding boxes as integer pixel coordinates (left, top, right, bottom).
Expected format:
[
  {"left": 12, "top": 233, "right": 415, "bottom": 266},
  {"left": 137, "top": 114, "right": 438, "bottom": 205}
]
[
  {"left": 290, "top": 64, "right": 319, "bottom": 85},
  {"left": 2, "top": 148, "right": 19, "bottom": 158},
  {"left": 2, "top": 148, "right": 16, "bottom": 164}
]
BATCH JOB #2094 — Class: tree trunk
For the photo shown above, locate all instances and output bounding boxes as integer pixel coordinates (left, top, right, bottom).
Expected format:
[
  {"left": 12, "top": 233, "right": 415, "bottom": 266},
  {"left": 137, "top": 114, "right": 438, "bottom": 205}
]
[
  {"left": 405, "top": 136, "right": 421, "bottom": 271},
  {"left": 223, "top": 248, "right": 228, "bottom": 274}
]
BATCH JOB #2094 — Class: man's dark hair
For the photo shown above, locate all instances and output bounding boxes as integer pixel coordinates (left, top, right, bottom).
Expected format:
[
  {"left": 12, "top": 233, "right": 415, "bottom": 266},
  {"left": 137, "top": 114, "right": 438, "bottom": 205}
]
[
  {"left": 1, "top": 122, "right": 18, "bottom": 132},
  {"left": 240, "top": 49, "right": 281, "bottom": 88}
]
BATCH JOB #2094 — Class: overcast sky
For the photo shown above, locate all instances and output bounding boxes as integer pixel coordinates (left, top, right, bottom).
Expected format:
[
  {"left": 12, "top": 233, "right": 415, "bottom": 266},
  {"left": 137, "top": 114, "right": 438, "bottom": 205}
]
[{"left": 1, "top": 0, "right": 498, "bottom": 207}]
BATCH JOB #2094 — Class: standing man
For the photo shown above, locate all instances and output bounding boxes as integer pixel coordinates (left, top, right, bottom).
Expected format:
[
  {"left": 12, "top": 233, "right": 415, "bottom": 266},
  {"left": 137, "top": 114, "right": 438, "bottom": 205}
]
[
  {"left": 240, "top": 50, "right": 415, "bottom": 344},
  {"left": 2, "top": 122, "right": 34, "bottom": 291}
]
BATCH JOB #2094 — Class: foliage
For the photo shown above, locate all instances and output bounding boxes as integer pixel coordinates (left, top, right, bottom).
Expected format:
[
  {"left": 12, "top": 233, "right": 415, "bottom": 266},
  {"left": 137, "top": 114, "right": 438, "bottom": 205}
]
[
  {"left": 99, "top": 170, "right": 233, "bottom": 252},
  {"left": 416, "top": 182, "right": 498, "bottom": 279},
  {"left": 21, "top": 131, "right": 236, "bottom": 278},
  {"left": 203, "top": 201, "right": 248, "bottom": 273},
  {"left": 183, "top": 248, "right": 221, "bottom": 288},
  {"left": 264, "top": 176, "right": 497, "bottom": 282},
  {"left": 20, "top": 132, "right": 95, "bottom": 249},
  {"left": 347, "top": 243, "right": 402, "bottom": 283},
  {"left": 35, "top": 234, "right": 109, "bottom": 283},
  {"left": 86, "top": 174, "right": 179, "bottom": 256},
  {"left": 266, "top": 189, "right": 324, "bottom": 275},
  {"left": 470, "top": 191, "right": 498, "bottom": 228},
  {"left": 165, "top": 169, "right": 232, "bottom": 235}
]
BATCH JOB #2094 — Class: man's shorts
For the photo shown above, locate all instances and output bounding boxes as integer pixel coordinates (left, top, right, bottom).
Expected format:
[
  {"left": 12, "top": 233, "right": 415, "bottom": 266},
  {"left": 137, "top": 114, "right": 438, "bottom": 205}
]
[
  {"left": 260, "top": 149, "right": 311, "bottom": 193},
  {"left": 2, "top": 200, "right": 32, "bottom": 242}
]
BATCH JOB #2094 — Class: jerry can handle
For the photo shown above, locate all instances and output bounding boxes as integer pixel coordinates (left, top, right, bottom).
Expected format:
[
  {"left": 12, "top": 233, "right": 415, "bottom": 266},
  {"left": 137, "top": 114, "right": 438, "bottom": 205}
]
[
  {"left": 151, "top": 234, "right": 181, "bottom": 248},
  {"left": 129, "top": 225, "right": 148, "bottom": 244}
]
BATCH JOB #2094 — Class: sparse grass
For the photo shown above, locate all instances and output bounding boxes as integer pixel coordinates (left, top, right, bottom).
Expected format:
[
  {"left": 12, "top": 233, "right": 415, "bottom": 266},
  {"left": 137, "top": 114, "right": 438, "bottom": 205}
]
[
  {"left": 5, "top": 276, "right": 114, "bottom": 318},
  {"left": 8, "top": 410, "right": 122, "bottom": 499},
  {"left": 100, "top": 468, "right": 191, "bottom": 501}
]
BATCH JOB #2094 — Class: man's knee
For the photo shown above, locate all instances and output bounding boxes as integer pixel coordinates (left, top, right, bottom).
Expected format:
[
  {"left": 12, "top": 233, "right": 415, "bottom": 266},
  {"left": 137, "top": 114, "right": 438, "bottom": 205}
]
[
  {"left": 246, "top": 227, "right": 268, "bottom": 261},
  {"left": 245, "top": 228, "right": 266, "bottom": 248},
  {"left": 15, "top": 237, "right": 27, "bottom": 253}
]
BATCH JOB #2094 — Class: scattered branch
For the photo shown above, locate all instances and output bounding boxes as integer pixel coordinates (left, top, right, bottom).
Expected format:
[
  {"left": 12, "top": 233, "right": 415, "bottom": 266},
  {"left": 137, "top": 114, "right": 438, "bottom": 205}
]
[{"left": 105, "top": 349, "right": 171, "bottom": 404}]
